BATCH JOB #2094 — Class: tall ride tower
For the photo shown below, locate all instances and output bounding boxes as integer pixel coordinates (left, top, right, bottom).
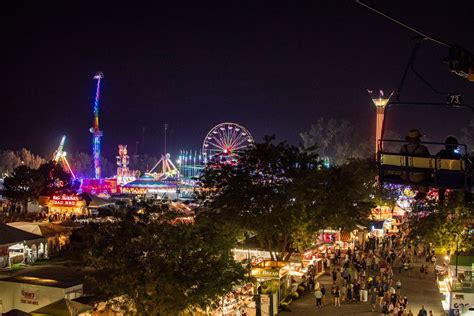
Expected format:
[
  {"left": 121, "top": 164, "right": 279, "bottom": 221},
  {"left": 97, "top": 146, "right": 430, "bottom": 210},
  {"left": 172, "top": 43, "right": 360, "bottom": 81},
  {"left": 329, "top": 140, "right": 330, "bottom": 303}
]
[
  {"left": 368, "top": 90, "right": 393, "bottom": 154},
  {"left": 90, "top": 72, "right": 104, "bottom": 179}
]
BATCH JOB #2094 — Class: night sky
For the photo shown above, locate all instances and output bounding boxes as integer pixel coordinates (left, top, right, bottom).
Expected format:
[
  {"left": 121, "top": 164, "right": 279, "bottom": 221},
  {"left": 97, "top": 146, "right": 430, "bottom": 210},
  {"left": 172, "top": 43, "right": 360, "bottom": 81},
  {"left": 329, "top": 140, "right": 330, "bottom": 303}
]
[{"left": 2, "top": 0, "right": 474, "bottom": 160}]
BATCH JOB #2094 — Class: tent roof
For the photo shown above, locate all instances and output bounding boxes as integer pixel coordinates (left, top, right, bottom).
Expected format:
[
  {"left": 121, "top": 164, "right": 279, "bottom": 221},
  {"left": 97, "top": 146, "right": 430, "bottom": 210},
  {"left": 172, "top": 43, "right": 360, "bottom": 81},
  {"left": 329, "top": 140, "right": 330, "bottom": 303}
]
[
  {"left": 122, "top": 175, "right": 178, "bottom": 189},
  {"left": 7, "top": 222, "right": 68, "bottom": 236},
  {"left": 3, "top": 309, "right": 31, "bottom": 316},
  {"left": 0, "top": 223, "right": 45, "bottom": 245},
  {"left": 80, "top": 193, "right": 115, "bottom": 208},
  {"left": 30, "top": 298, "right": 92, "bottom": 316}
]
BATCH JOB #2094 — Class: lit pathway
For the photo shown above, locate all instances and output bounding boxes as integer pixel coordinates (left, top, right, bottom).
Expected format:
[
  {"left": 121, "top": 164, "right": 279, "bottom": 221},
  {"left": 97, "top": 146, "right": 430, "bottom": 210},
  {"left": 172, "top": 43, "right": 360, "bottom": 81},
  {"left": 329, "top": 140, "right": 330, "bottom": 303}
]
[{"left": 281, "top": 262, "right": 445, "bottom": 316}]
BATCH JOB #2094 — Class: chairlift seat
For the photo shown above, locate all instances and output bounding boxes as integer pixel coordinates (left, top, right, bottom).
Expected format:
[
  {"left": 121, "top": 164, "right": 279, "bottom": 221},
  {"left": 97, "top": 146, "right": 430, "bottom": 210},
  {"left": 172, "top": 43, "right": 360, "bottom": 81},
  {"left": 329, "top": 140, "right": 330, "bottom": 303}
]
[{"left": 378, "top": 151, "right": 471, "bottom": 190}]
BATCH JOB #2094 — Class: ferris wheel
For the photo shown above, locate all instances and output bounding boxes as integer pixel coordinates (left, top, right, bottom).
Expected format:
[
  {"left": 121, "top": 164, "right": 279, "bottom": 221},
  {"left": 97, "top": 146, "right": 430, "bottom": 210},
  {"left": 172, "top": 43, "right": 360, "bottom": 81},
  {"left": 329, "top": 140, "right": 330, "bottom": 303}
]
[{"left": 202, "top": 122, "right": 254, "bottom": 163}]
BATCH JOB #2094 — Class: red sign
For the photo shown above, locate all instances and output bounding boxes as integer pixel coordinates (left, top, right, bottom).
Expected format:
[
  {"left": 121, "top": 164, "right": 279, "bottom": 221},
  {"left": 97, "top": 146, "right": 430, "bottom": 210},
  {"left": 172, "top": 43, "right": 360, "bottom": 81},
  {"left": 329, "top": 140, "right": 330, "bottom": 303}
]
[
  {"left": 21, "top": 289, "right": 39, "bottom": 305},
  {"left": 51, "top": 194, "right": 79, "bottom": 206}
]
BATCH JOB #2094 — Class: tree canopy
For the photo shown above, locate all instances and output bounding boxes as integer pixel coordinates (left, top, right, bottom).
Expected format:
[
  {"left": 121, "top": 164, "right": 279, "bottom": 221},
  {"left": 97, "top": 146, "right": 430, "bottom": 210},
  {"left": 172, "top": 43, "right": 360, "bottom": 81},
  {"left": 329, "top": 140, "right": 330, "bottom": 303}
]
[
  {"left": 2, "top": 161, "right": 74, "bottom": 211},
  {"left": 409, "top": 192, "right": 474, "bottom": 254},
  {"left": 198, "top": 136, "right": 375, "bottom": 261},
  {"left": 0, "top": 148, "right": 45, "bottom": 175},
  {"left": 81, "top": 201, "right": 245, "bottom": 315}
]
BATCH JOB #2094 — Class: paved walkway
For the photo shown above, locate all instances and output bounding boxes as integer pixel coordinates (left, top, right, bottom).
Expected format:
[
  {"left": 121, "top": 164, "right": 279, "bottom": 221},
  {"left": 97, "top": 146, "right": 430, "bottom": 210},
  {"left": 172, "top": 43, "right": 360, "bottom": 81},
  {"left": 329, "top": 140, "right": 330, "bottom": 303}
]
[{"left": 281, "top": 263, "right": 445, "bottom": 316}]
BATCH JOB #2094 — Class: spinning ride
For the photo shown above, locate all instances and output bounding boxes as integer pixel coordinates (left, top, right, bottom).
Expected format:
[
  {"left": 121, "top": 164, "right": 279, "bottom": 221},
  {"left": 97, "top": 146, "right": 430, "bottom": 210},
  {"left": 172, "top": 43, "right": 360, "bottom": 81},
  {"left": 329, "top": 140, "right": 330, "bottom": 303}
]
[
  {"left": 52, "top": 136, "right": 76, "bottom": 179},
  {"left": 202, "top": 122, "right": 254, "bottom": 164}
]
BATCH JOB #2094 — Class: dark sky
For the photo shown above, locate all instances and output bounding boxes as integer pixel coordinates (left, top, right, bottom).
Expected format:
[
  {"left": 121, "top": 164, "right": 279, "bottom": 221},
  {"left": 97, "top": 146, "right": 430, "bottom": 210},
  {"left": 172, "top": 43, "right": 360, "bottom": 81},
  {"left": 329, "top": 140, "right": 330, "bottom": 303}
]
[{"left": 2, "top": 0, "right": 474, "bottom": 160}]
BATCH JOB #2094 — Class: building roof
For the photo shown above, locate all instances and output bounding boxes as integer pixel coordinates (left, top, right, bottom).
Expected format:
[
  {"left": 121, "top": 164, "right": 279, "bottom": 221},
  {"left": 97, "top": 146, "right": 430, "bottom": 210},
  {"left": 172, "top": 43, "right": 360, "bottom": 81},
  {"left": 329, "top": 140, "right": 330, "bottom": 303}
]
[
  {"left": 0, "top": 223, "right": 45, "bottom": 245},
  {"left": 0, "top": 276, "right": 82, "bottom": 289},
  {"left": 30, "top": 298, "right": 92, "bottom": 316}
]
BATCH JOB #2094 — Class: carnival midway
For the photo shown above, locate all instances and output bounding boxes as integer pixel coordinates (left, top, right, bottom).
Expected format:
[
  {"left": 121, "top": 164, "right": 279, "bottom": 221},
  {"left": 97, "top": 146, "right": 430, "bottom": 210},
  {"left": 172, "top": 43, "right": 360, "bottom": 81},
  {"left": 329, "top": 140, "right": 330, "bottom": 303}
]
[{"left": 0, "top": 68, "right": 472, "bottom": 316}]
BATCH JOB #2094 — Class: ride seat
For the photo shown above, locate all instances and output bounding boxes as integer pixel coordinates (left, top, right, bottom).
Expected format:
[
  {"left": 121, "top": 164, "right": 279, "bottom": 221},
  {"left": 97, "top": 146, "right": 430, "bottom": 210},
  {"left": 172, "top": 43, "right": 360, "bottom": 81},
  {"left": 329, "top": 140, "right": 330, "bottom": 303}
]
[
  {"left": 379, "top": 153, "right": 434, "bottom": 185},
  {"left": 379, "top": 152, "right": 470, "bottom": 189}
]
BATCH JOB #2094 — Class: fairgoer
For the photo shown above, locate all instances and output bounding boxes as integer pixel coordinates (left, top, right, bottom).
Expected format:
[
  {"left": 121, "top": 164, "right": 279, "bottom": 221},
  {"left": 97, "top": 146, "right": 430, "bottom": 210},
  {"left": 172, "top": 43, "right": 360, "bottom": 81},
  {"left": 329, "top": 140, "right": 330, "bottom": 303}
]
[
  {"left": 400, "top": 129, "right": 430, "bottom": 157},
  {"left": 400, "top": 129, "right": 431, "bottom": 188},
  {"left": 436, "top": 136, "right": 462, "bottom": 159},
  {"left": 436, "top": 136, "right": 463, "bottom": 201}
]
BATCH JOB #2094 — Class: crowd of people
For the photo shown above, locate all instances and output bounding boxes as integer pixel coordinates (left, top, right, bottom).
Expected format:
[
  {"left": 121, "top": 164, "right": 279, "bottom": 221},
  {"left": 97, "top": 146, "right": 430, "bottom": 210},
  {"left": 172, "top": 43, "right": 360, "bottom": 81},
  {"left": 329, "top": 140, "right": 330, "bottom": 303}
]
[{"left": 307, "top": 228, "right": 441, "bottom": 315}]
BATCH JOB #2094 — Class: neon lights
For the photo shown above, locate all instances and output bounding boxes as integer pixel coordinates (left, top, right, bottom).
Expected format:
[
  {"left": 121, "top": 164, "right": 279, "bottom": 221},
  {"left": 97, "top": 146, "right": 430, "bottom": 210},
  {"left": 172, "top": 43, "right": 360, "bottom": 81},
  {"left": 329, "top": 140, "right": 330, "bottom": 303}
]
[
  {"left": 51, "top": 194, "right": 80, "bottom": 206},
  {"left": 90, "top": 72, "right": 104, "bottom": 179},
  {"left": 52, "top": 135, "right": 76, "bottom": 179}
]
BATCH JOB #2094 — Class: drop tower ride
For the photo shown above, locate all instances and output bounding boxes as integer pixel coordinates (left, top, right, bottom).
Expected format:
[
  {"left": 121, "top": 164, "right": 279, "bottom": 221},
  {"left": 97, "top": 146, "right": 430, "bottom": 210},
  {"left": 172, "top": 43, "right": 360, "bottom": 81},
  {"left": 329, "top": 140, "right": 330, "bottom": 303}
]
[{"left": 90, "top": 72, "right": 104, "bottom": 179}]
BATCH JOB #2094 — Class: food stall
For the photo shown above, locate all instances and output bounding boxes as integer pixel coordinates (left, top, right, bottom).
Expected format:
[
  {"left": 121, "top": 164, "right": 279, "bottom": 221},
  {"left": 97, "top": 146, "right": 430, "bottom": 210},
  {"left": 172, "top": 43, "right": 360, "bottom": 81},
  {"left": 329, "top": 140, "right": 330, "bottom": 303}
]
[
  {"left": 220, "top": 283, "right": 256, "bottom": 316},
  {"left": 251, "top": 261, "right": 291, "bottom": 304},
  {"left": 38, "top": 194, "right": 87, "bottom": 216}
]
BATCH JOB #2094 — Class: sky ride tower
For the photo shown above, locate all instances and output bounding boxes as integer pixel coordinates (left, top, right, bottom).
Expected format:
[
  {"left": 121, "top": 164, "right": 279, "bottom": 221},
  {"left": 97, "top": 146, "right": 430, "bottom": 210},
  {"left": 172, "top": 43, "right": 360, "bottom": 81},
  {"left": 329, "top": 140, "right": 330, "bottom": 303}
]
[
  {"left": 90, "top": 72, "right": 104, "bottom": 179},
  {"left": 368, "top": 89, "right": 393, "bottom": 154}
]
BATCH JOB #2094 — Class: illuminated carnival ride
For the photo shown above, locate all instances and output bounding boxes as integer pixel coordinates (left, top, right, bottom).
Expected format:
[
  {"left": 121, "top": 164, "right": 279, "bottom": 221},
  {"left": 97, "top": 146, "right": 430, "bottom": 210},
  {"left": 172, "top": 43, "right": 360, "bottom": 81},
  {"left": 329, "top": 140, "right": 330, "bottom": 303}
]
[
  {"left": 202, "top": 122, "right": 254, "bottom": 164},
  {"left": 52, "top": 136, "right": 76, "bottom": 179}
]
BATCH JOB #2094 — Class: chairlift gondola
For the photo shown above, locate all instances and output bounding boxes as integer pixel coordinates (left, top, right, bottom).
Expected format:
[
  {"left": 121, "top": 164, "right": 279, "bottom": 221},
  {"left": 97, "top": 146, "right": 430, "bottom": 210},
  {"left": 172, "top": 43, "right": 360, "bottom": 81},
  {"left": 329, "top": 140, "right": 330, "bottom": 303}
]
[{"left": 376, "top": 100, "right": 473, "bottom": 196}]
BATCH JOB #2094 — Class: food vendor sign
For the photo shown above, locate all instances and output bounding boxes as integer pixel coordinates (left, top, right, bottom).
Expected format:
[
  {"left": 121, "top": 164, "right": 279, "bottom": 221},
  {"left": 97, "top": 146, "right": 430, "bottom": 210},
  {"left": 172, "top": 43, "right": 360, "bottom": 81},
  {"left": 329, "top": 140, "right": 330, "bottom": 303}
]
[{"left": 51, "top": 195, "right": 80, "bottom": 206}]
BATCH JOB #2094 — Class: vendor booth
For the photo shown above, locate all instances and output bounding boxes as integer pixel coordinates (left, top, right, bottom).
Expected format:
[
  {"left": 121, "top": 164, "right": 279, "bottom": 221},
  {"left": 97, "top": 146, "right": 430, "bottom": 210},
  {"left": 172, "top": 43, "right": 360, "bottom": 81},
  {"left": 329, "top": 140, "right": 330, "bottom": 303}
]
[
  {"left": 368, "top": 220, "right": 392, "bottom": 237},
  {"left": 7, "top": 222, "right": 71, "bottom": 254},
  {"left": 38, "top": 194, "right": 87, "bottom": 217},
  {"left": 251, "top": 261, "right": 291, "bottom": 305},
  {"left": 0, "top": 224, "right": 48, "bottom": 268}
]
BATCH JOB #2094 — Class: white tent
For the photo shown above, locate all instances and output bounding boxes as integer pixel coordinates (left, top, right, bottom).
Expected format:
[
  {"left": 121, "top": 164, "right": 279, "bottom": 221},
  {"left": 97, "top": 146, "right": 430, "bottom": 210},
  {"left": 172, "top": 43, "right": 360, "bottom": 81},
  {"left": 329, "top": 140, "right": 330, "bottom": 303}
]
[{"left": 7, "top": 222, "right": 68, "bottom": 237}]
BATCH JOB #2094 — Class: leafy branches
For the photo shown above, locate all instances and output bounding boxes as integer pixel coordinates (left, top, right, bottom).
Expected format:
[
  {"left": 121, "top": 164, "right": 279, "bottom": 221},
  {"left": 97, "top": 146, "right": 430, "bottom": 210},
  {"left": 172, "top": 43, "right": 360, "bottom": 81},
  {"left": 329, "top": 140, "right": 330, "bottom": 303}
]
[
  {"left": 198, "top": 137, "right": 375, "bottom": 261},
  {"left": 82, "top": 201, "right": 245, "bottom": 315}
]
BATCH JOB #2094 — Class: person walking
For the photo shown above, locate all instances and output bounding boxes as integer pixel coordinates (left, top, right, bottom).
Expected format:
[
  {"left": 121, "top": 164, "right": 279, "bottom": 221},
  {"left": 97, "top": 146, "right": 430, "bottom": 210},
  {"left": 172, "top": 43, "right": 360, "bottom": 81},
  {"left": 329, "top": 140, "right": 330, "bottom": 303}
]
[
  {"left": 334, "top": 287, "right": 341, "bottom": 307},
  {"left": 332, "top": 269, "right": 337, "bottom": 284},
  {"left": 314, "top": 288, "right": 323, "bottom": 308},
  {"left": 377, "top": 285, "right": 385, "bottom": 306},
  {"left": 308, "top": 274, "right": 315, "bottom": 291},
  {"left": 418, "top": 305, "right": 428, "bottom": 316},
  {"left": 370, "top": 288, "right": 377, "bottom": 312},
  {"left": 396, "top": 279, "right": 402, "bottom": 295},
  {"left": 321, "top": 284, "right": 326, "bottom": 305}
]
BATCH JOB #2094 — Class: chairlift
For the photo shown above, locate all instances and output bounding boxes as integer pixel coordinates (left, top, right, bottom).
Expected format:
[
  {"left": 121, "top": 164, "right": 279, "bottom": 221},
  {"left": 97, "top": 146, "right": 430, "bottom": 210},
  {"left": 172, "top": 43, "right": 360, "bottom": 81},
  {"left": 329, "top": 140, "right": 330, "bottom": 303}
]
[{"left": 377, "top": 100, "right": 473, "bottom": 196}]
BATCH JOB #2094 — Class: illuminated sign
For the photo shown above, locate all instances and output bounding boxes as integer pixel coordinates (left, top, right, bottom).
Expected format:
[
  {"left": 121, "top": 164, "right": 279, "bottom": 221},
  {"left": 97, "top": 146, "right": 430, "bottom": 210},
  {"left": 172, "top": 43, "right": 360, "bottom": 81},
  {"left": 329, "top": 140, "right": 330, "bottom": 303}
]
[
  {"left": 51, "top": 195, "right": 80, "bottom": 206},
  {"left": 251, "top": 268, "right": 279, "bottom": 278},
  {"left": 21, "top": 289, "right": 39, "bottom": 305}
]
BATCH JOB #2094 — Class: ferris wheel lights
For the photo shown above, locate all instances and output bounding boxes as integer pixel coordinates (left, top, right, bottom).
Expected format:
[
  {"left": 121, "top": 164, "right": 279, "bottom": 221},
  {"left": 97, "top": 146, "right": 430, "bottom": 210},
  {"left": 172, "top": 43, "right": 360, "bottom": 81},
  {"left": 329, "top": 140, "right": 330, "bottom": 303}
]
[{"left": 202, "top": 122, "right": 254, "bottom": 164}]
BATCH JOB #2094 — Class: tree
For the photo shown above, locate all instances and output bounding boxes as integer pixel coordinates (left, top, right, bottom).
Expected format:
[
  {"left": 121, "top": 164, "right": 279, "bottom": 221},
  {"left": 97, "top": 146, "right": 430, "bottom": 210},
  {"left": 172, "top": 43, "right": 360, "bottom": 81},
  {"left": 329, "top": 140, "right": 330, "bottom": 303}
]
[
  {"left": 82, "top": 201, "right": 245, "bottom": 315},
  {"left": 300, "top": 118, "right": 402, "bottom": 165},
  {"left": 198, "top": 136, "right": 375, "bottom": 261},
  {"left": 36, "top": 161, "right": 74, "bottom": 196},
  {"left": 0, "top": 149, "right": 45, "bottom": 175},
  {"left": 2, "top": 165, "right": 41, "bottom": 211},
  {"left": 409, "top": 192, "right": 474, "bottom": 254},
  {"left": 304, "top": 159, "right": 375, "bottom": 231},
  {"left": 69, "top": 152, "right": 115, "bottom": 178},
  {"left": 2, "top": 160, "right": 75, "bottom": 211},
  {"left": 300, "top": 118, "right": 371, "bottom": 165},
  {"left": 69, "top": 152, "right": 94, "bottom": 178},
  {"left": 129, "top": 154, "right": 160, "bottom": 173}
]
